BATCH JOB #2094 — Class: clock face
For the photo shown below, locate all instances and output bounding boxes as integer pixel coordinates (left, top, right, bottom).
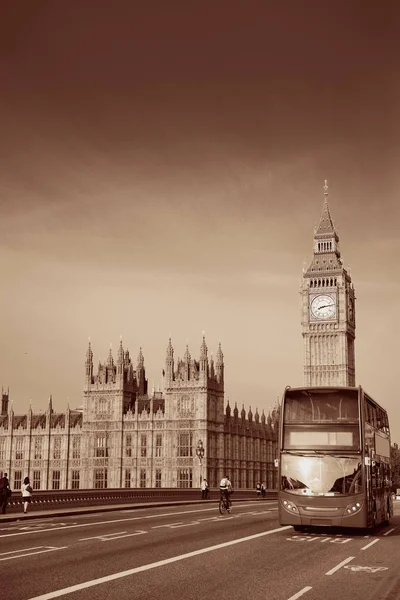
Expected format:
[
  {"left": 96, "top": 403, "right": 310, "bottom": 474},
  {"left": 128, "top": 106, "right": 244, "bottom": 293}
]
[{"left": 310, "top": 294, "right": 337, "bottom": 320}]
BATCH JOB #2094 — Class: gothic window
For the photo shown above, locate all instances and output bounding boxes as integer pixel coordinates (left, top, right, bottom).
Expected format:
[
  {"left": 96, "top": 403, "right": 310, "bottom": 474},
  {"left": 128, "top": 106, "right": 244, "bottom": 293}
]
[
  {"left": 34, "top": 437, "right": 42, "bottom": 460},
  {"left": 125, "top": 469, "right": 131, "bottom": 488},
  {"left": 71, "top": 470, "right": 80, "bottom": 489},
  {"left": 53, "top": 436, "right": 62, "bottom": 460},
  {"left": 177, "top": 432, "right": 193, "bottom": 457},
  {"left": 15, "top": 438, "right": 23, "bottom": 460},
  {"left": 95, "top": 433, "right": 108, "bottom": 458},
  {"left": 94, "top": 468, "right": 107, "bottom": 489},
  {"left": 155, "top": 469, "right": 162, "bottom": 488},
  {"left": 33, "top": 470, "right": 41, "bottom": 490},
  {"left": 126, "top": 434, "right": 132, "bottom": 457},
  {"left": 140, "top": 469, "right": 146, "bottom": 488},
  {"left": 0, "top": 438, "right": 4, "bottom": 462},
  {"left": 141, "top": 434, "right": 147, "bottom": 457},
  {"left": 52, "top": 470, "right": 61, "bottom": 490},
  {"left": 179, "top": 394, "right": 192, "bottom": 415},
  {"left": 97, "top": 397, "right": 109, "bottom": 415},
  {"left": 155, "top": 434, "right": 162, "bottom": 457},
  {"left": 72, "top": 437, "right": 80, "bottom": 459},
  {"left": 177, "top": 468, "right": 192, "bottom": 488},
  {"left": 14, "top": 470, "right": 22, "bottom": 490}
]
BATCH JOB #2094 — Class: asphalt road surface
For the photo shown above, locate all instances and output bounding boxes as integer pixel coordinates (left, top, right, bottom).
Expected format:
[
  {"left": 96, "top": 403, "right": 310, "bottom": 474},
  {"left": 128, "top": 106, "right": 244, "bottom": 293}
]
[{"left": 1, "top": 500, "right": 399, "bottom": 600}]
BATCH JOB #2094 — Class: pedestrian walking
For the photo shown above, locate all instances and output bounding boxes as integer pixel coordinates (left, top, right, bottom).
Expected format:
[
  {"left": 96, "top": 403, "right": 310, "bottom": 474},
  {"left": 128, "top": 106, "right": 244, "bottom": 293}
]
[
  {"left": 256, "top": 481, "right": 262, "bottom": 498},
  {"left": 22, "top": 476, "right": 33, "bottom": 514},
  {"left": 201, "top": 478, "right": 209, "bottom": 499},
  {"left": 261, "top": 482, "right": 266, "bottom": 498},
  {"left": 0, "top": 472, "right": 11, "bottom": 514}
]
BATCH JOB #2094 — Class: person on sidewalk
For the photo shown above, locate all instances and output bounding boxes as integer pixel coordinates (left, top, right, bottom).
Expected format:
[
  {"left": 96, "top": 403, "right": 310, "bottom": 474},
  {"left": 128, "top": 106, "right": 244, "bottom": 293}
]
[
  {"left": 0, "top": 472, "right": 11, "bottom": 514},
  {"left": 22, "top": 476, "right": 33, "bottom": 514},
  {"left": 201, "top": 478, "right": 209, "bottom": 499}
]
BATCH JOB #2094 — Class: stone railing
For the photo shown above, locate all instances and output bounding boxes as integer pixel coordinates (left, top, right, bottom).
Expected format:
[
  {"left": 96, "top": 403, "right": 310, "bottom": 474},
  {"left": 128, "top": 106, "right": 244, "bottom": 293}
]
[{"left": 6, "top": 487, "right": 277, "bottom": 513}]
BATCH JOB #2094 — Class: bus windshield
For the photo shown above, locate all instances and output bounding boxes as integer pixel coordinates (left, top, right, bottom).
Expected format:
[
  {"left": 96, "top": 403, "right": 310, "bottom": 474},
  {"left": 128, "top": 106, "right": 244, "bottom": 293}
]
[
  {"left": 281, "top": 453, "right": 362, "bottom": 496},
  {"left": 284, "top": 389, "right": 359, "bottom": 423}
]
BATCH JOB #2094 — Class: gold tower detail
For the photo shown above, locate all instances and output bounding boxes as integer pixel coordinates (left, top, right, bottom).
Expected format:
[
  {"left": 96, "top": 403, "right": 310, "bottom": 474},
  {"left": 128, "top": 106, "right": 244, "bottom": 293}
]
[{"left": 301, "top": 181, "right": 356, "bottom": 386}]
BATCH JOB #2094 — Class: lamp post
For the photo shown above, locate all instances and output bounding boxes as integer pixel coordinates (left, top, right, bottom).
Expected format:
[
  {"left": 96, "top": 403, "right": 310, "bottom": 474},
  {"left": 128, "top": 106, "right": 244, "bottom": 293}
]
[{"left": 196, "top": 439, "right": 205, "bottom": 486}]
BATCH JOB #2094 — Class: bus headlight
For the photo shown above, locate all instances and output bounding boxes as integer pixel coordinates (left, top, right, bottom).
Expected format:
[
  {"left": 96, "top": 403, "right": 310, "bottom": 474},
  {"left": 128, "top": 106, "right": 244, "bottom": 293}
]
[
  {"left": 281, "top": 498, "right": 299, "bottom": 514},
  {"left": 344, "top": 501, "right": 363, "bottom": 515}
]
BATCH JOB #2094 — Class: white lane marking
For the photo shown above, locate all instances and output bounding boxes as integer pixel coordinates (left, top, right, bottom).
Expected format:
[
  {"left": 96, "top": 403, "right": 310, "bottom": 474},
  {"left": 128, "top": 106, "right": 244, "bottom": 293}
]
[
  {"left": 26, "top": 525, "right": 292, "bottom": 600},
  {"left": 383, "top": 528, "right": 396, "bottom": 536},
  {"left": 344, "top": 565, "right": 388, "bottom": 573},
  {"left": 0, "top": 505, "right": 273, "bottom": 538},
  {"left": 0, "top": 546, "right": 68, "bottom": 561},
  {"left": 79, "top": 531, "right": 147, "bottom": 541},
  {"left": 361, "top": 539, "right": 379, "bottom": 550},
  {"left": 287, "top": 587, "right": 313, "bottom": 600},
  {"left": 326, "top": 556, "right": 355, "bottom": 575},
  {"left": 0, "top": 546, "right": 44, "bottom": 555}
]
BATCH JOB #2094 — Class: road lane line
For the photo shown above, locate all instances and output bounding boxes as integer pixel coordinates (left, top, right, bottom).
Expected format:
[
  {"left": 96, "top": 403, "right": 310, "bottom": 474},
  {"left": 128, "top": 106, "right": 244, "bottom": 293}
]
[
  {"left": 26, "top": 525, "right": 292, "bottom": 600},
  {"left": 361, "top": 539, "right": 379, "bottom": 550},
  {"left": 326, "top": 556, "right": 355, "bottom": 575},
  {"left": 0, "top": 547, "right": 44, "bottom": 556},
  {"left": 0, "top": 546, "right": 68, "bottom": 561},
  {"left": 383, "top": 528, "right": 396, "bottom": 536},
  {"left": 287, "top": 587, "right": 312, "bottom": 600}
]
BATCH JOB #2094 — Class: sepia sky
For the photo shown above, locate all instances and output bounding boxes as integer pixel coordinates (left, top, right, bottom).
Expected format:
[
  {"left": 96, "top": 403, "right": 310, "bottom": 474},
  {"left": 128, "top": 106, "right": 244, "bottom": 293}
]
[{"left": 1, "top": 2, "right": 400, "bottom": 441}]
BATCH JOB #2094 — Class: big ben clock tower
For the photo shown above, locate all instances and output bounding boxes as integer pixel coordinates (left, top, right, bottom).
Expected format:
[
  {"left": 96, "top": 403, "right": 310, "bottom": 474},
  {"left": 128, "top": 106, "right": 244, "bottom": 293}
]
[{"left": 301, "top": 181, "right": 356, "bottom": 387}]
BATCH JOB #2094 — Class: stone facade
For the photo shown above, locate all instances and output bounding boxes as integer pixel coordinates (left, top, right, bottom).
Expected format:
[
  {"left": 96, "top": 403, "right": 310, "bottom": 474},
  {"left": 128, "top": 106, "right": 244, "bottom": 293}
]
[
  {"left": 301, "top": 182, "right": 356, "bottom": 386},
  {"left": 0, "top": 337, "right": 279, "bottom": 491}
]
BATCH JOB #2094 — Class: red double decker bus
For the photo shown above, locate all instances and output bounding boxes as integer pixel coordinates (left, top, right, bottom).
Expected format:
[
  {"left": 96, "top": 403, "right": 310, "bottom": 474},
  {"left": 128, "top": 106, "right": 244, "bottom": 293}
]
[{"left": 278, "top": 386, "right": 393, "bottom": 530}]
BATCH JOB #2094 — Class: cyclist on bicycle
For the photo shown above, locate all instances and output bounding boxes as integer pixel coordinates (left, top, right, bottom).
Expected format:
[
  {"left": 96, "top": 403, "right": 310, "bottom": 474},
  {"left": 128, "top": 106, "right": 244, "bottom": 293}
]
[{"left": 219, "top": 475, "right": 232, "bottom": 512}]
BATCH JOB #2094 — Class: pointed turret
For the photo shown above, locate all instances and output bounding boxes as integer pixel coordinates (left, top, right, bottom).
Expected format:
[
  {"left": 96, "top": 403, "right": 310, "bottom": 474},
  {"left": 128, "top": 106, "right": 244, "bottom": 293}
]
[
  {"left": 199, "top": 334, "right": 208, "bottom": 376},
  {"left": 117, "top": 339, "right": 124, "bottom": 364},
  {"left": 116, "top": 338, "right": 124, "bottom": 380},
  {"left": 225, "top": 399, "right": 231, "bottom": 419},
  {"left": 137, "top": 347, "right": 147, "bottom": 394},
  {"left": 165, "top": 337, "right": 174, "bottom": 384},
  {"left": 305, "top": 180, "right": 343, "bottom": 276},
  {"left": 1, "top": 387, "right": 9, "bottom": 416},
  {"left": 106, "top": 346, "right": 114, "bottom": 368},
  {"left": 85, "top": 339, "right": 93, "bottom": 382},
  {"left": 215, "top": 342, "right": 224, "bottom": 384},
  {"left": 184, "top": 344, "right": 191, "bottom": 363},
  {"left": 315, "top": 180, "right": 338, "bottom": 238}
]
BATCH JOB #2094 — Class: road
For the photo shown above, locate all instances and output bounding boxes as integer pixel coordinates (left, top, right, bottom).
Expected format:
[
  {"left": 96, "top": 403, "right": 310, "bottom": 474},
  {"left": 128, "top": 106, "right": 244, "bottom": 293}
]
[{"left": 1, "top": 500, "right": 399, "bottom": 600}]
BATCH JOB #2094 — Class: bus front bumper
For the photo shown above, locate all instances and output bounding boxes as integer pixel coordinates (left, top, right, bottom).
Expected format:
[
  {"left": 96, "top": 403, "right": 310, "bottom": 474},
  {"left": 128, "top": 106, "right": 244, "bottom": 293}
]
[{"left": 280, "top": 497, "right": 367, "bottom": 528}]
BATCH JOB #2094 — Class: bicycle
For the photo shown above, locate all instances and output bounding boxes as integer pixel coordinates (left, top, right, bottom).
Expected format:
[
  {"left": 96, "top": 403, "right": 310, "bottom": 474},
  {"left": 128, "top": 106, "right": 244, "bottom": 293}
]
[{"left": 219, "top": 492, "right": 231, "bottom": 515}]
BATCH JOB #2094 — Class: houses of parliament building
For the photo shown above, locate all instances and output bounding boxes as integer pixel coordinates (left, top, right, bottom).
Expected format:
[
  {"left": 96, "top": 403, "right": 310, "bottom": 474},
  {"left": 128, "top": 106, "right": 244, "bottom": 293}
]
[{"left": 0, "top": 183, "right": 355, "bottom": 492}]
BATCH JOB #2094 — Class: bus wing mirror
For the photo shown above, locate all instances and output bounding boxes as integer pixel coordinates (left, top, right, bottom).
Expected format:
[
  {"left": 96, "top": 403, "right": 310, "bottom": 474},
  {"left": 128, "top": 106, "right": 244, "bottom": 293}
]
[{"left": 274, "top": 459, "right": 279, "bottom": 468}]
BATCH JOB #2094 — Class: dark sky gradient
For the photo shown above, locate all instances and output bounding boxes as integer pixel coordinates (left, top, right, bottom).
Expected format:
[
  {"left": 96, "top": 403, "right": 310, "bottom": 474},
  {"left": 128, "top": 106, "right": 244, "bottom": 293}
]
[{"left": 1, "top": 2, "right": 400, "bottom": 440}]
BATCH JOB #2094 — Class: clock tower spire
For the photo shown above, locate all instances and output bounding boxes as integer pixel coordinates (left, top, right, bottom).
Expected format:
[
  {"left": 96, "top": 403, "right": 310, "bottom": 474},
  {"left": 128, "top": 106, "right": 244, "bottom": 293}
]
[{"left": 301, "top": 181, "right": 356, "bottom": 387}]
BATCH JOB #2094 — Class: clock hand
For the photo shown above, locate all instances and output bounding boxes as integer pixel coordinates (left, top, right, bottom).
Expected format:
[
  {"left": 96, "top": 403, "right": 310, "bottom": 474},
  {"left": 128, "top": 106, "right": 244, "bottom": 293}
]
[{"left": 318, "top": 304, "right": 334, "bottom": 310}]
